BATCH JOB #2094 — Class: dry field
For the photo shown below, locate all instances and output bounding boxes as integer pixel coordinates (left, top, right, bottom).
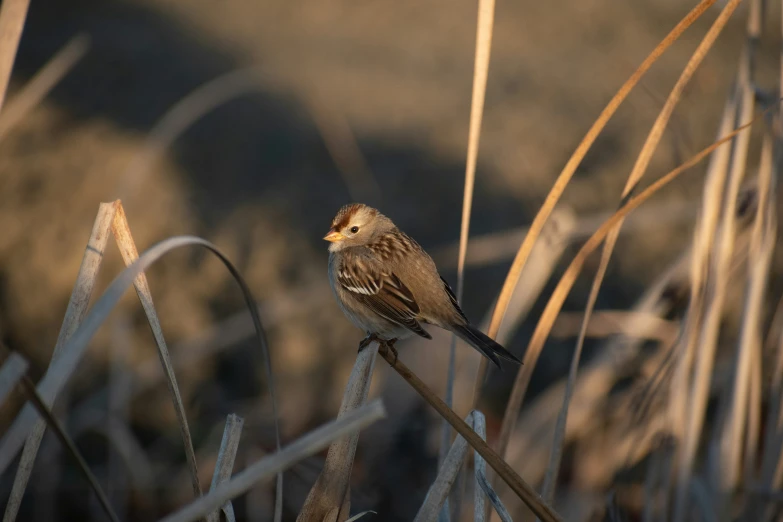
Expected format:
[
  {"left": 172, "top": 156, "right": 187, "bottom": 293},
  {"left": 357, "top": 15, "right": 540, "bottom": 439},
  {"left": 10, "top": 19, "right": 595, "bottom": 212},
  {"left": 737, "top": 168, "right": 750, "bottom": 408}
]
[{"left": 0, "top": 0, "right": 781, "bottom": 520}]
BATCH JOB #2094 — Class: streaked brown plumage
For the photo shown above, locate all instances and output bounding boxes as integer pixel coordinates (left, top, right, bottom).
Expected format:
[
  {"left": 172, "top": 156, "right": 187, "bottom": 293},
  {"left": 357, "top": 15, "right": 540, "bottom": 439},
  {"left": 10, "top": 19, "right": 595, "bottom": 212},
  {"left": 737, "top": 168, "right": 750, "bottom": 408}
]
[{"left": 324, "top": 203, "right": 521, "bottom": 368}]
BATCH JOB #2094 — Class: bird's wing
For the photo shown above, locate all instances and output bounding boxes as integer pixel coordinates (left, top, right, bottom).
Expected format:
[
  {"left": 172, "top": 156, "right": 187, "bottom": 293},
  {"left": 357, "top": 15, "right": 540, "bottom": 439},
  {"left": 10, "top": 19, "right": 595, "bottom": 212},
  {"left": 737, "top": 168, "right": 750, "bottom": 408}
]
[
  {"left": 439, "top": 276, "right": 468, "bottom": 322},
  {"left": 338, "top": 254, "right": 432, "bottom": 339}
]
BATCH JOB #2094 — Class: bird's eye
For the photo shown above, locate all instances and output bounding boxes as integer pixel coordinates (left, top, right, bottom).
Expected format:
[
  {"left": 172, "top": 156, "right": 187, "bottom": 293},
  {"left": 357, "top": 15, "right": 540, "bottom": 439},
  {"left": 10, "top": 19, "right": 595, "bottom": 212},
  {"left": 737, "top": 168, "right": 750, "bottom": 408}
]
[{"left": 350, "top": 226, "right": 360, "bottom": 234}]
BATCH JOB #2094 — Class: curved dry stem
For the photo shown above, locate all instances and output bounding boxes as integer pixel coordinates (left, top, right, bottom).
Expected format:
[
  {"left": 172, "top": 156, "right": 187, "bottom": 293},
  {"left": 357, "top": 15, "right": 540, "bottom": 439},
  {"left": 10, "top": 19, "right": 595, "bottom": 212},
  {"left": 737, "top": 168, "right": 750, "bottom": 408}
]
[
  {"left": 473, "top": 0, "right": 718, "bottom": 413},
  {"left": 377, "top": 345, "right": 563, "bottom": 522},
  {"left": 160, "top": 400, "right": 386, "bottom": 522},
  {"left": 0, "top": 0, "right": 30, "bottom": 112},
  {"left": 538, "top": 0, "right": 742, "bottom": 505},
  {"left": 0, "top": 235, "right": 283, "bottom": 519},
  {"left": 442, "top": 0, "right": 496, "bottom": 512},
  {"left": 492, "top": 106, "right": 769, "bottom": 483}
]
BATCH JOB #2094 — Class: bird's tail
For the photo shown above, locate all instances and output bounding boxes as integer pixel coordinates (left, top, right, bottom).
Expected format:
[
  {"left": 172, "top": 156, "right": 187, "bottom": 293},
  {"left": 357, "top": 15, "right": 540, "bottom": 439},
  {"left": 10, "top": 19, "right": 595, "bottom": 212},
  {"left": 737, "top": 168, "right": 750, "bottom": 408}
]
[{"left": 451, "top": 323, "right": 522, "bottom": 369}]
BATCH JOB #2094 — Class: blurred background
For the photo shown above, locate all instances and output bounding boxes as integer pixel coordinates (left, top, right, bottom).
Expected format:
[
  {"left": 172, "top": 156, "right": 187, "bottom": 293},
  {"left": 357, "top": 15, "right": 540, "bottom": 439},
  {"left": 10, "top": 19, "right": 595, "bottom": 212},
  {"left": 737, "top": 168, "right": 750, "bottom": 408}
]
[{"left": 0, "top": 0, "right": 782, "bottom": 520}]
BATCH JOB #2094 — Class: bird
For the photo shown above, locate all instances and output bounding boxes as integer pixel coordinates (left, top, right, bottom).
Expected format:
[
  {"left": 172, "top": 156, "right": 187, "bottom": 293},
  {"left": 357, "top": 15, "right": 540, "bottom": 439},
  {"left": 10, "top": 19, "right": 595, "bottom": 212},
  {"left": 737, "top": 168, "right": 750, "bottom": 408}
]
[{"left": 324, "top": 203, "right": 521, "bottom": 369}]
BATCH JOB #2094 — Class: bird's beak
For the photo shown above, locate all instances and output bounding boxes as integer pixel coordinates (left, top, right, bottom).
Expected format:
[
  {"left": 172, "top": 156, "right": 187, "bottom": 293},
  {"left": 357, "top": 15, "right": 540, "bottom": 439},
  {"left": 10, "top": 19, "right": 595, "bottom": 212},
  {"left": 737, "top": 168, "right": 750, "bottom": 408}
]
[{"left": 323, "top": 228, "right": 345, "bottom": 242}]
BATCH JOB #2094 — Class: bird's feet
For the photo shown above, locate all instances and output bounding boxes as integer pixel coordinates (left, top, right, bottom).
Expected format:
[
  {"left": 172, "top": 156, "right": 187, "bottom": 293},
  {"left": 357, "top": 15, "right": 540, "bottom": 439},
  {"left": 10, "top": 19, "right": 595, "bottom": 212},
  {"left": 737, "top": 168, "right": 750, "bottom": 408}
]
[
  {"left": 357, "top": 334, "right": 398, "bottom": 364},
  {"left": 379, "top": 338, "right": 398, "bottom": 365},
  {"left": 358, "top": 333, "right": 383, "bottom": 351}
]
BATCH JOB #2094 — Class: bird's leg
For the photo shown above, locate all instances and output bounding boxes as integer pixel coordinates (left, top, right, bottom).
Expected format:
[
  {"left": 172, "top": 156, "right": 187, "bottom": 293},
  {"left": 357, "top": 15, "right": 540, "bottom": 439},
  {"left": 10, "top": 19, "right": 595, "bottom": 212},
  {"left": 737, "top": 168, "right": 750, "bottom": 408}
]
[
  {"left": 358, "top": 333, "right": 382, "bottom": 352},
  {"left": 381, "top": 338, "right": 398, "bottom": 365}
]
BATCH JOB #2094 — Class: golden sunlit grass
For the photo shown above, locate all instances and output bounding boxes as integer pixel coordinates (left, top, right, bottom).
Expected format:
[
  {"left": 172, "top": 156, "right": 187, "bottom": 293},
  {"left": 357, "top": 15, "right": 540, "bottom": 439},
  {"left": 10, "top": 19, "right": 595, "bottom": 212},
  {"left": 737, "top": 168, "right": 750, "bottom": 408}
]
[{"left": 1, "top": 0, "right": 782, "bottom": 520}]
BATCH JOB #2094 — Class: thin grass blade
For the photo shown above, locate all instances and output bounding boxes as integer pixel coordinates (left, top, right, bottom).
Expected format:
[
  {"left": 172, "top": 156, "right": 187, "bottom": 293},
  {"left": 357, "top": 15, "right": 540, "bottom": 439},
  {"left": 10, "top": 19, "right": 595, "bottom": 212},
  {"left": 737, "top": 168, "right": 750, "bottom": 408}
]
[
  {"left": 0, "top": 353, "right": 28, "bottom": 406},
  {"left": 297, "top": 342, "right": 379, "bottom": 522},
  {"left": 479, "top": 0, "right": 718, "bottom": 429},
  {"left": 3, "top": 201, "right": 117, "bottom": 522},
  {"left": 111, "top": 203, "right": 202, "bottom": 498},
  {"left": 159, "top": 400, "right": 386, "bottom": 522},
  {"left": 0, "top": 0, "right": 31, "bottom": 111},
  {"left": 0, "top": 234, "right": 281, "bottom": 488},
  {"left": 207, "top": 414, "right": 244, "bottom": 522},
  {"left": 538, "top": 1, "right": 742, "bottom": 506}
]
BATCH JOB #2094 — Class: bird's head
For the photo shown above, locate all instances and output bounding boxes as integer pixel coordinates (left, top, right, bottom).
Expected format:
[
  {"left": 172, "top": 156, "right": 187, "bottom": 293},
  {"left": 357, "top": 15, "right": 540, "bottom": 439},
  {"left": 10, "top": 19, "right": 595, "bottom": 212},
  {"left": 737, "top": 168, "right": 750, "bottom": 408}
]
[{"left": 324, "top": 203, "right": 393, "bottom": 252}]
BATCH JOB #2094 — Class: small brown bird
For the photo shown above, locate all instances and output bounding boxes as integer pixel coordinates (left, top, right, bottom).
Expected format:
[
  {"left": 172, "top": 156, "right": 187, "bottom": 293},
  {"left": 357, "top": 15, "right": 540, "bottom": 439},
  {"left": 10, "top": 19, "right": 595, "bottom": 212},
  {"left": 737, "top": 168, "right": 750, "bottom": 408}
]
[{"left": 324, "top": 203, "right": 521, "bottom": 368}]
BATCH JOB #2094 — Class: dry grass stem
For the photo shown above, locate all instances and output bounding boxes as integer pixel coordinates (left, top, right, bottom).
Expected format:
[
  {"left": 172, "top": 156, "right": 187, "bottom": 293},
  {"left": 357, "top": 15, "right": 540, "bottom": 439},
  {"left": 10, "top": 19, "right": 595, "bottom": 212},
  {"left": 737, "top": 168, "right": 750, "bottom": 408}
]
[
  {"left": 473, "top": 208, "right": 576, "bottom": 417},
  {"left": 550, "top": 311, "right": 680, "bottom": 343},
  {"left": 207, "top": 414, "right": 245, "bottom": 522},
  {"left": 442, "top": 0, "right": 496, "bottom": 501},
  {"left": 111, "top": 203, "right": 203, "bottom": 498},
  {"left": 472, "top": 412, "right": 510, "bottom": 522},
  {"left": 377, "top": 345, "right": 563, "bottom": 522},
  {"left": 14, "top": 370, "right": 120, "bottom": 522},
  {"left": 500, "top": 249, "right": 691, "bottom": 509},
  {"left": 0, "top": 0, "right": 31, "bottom": 112},
  {"left": 431, "top": 200, "right": 695, "bottom": 269},
  {"left": 674, "top": 5, "right": 755, "bottom": 516},
  {"left": 0, "top": 353, "right": 28, "bottom": 406},
  {"left": 416, "top": 415, "right": 470, "bottom": 522},
  {"left": 539, "top": 0, "right": 741, "bottom": 505},
  {"left": 3, "top": 201, "right": 117, "bottom": 522},
  {"left": 494, "top": 91, "right": 764, "bottom": 483},
  {"left": 0, "top": 33, "right": 89, "bottom": 142},
  {"left": 297, "top": 343, "right": 379, "bottom": 522},
  {"left": 721, "top": 135, "right": 774, "bottom": 495},
  {"left": 0, "top": 227, "right": 282, "bottom": 519},
  {"left": 480, "top": 1, "right": 718, "bottom": 420},
  {"left": 161, "top": 400, "right": 386, "bottom": 522}
]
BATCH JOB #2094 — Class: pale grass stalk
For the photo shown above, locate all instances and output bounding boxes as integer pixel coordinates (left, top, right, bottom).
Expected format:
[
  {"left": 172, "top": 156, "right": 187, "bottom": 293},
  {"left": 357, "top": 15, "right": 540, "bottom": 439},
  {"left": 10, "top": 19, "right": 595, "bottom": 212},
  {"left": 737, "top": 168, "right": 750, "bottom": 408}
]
[
  {"left": 472, "top": 412, "right": 510, "bottom": 522},
  {"left": 673, "top": 19, "right": 756, "bottom": 519},
  {"left": 761, "top": 301, "right": 783, "bottom": 482},
  {"left": 0, "top": 353, "right": 28, "bottom": 406},
  {"left": 376, "top": 345, "right": 563, "bottom": 522},
  {"left": 476, "top": 208, "right": 575, "bottom": 349},
  {"left": 0, "top": 0, "right": 30, "bottom": 112},
  {"left": 442, "top": 1, "right": 496, "bottom": 507},
  {"left": 1, "top": 347, "right": 120, "bottom": 522},
  {"left": 0, "top": 34, "right": 89, "bottom": 142},
  {"left": 161, "top": 400, "right": 386, "bottom": 522},
  {"left": 539, "top": 0, "right": 742, "bottom": 507},
  {"left": 3, "top": 201, "right": 116, "bottom": 522},
  {"left": 551, "top": 311, "right": 679, "bottom": 343},
  {"left": 297, "top": 343, "right": 379, "bottom": 522},
  {"left": 207, "top": 414, "right": 244, "bottom": 522},
  {"left": 110, "top": 203, "right": 203, "bottom": 499},
  {"left": 489, "top": 112, "right": 764, "bottom": 519},
  {"left": 108, "top": 315, "right": 134, "bottom": 517},
  {"left": 489, "top": 0, "right": 719, "bottom": 461},
  {"left": 669, "top": 90, "right": 737, "bottom": 456},
  {"left": 69, "top": 284, "right": 330, "bottom": 422},
  {"left": 417, "top": 416, "right": 470, "bottom": 522},
  {"left": 499, "top": 250, "right": 690, "bottom": 513},
  {"left": 744, "top": 327, "right": 762, "bottom": 481},
  {"left": 418, "top": 411, "right": 509, "bottom": 522},
  {"left": 754, "top": 4, "right": 783, "bottom": 506},
  {"left": 0, "top": 234, "right": 281, "bottom": 516},
  {"left": 432, "top": 200, "right": 695, "bottom": 269},
  {"left": 721, "top": 133, "right": 774, "bottom": 497}
]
